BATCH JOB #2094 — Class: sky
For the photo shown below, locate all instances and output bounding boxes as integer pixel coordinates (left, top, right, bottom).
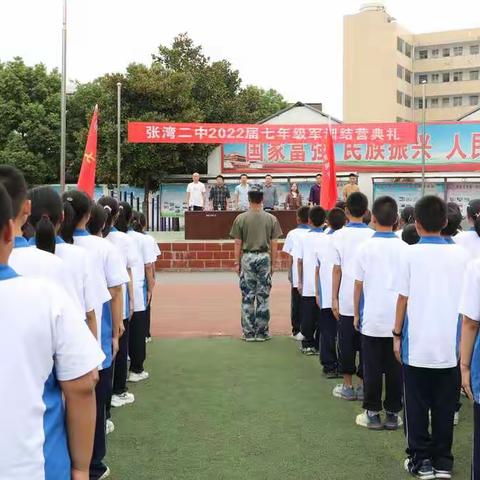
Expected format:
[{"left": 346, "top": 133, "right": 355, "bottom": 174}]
[{"left": 0, "top": 0, "right": 479, "bottom": 120}]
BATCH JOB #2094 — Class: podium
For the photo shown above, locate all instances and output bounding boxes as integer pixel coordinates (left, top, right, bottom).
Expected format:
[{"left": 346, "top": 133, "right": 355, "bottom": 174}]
[{"left": 184, "top": 210, "right": 297, "bottom": 240}]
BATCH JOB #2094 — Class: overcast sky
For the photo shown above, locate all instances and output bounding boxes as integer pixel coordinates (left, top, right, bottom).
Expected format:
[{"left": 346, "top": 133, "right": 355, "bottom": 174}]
[{"left": 0, "top": 0, "right": 478, "bottom": 119}]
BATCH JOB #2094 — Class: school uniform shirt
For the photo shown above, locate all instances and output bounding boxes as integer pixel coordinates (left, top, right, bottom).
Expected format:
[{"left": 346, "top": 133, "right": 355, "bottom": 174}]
[
  {"left": 282, "top": 224, "right": 310, "bottom": 289},
  {"left": 316, "top": 229, "right": 336, "bottom": 309},
  {"left": 9, "top": 236, "right": 78, "bottom": 305},
  {"left": 395, "top": 237, "right": 469, "bottom": 369},
  {"left": 453, "top": 229, "right": 480, "bottom": 258},
  {"left": 354, "top": 232, "right": 405, "bottom": 337},
  {"left": 295, "top": 228, "right": 329, "bottom": 298},
  {"left": 186, "top": 181, "right": 206, "bottom": 208},
  {"left": 459, "top": 258, "right": 480, "bottom": 404},
  {"left": 0, "top": 265, "right": 105, "bottom": 480},
  {"left": 73, "top": 229, "right": 129, "bottom": 370},
  {"left": 127, "top": 229, "right": 158, "bottom": 312},
  {"left": 395, "top": 229, "right": 403, "bottom": 238},
  {"left": 105, "top": 228, "right": 137, "bottom": 319},
  {"left": 330, "top": 223, "right": 374, "bottom": 316}
]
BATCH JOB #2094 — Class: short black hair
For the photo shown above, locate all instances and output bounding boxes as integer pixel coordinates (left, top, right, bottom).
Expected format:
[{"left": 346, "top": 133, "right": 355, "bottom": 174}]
[
  {"left": 315, "top": 173, "right": 322, "bottom": 178},
  {"left": 0, "top": 183, "right": 13, "bottom": 233},
  {"left": 240, "top": 174, "right": 248, "bottom": 179},
  {"left": 265, "top": 174, "right": 273, "bottom": 179},
  {"left": 335, "top": 200, "right": 346, "bottom": 211},
  {"left": 346, "top": 192, "right": 368, "bottom": 218},
  {"left": 309, "top": 206, "right": 326, "bottom": 227},
  {"left": 248, "top": 190, "right": 263, "bottom": 204},
  {"left": 441, "top": 202, "right": 462, "bottom": 237},
  {"left": 400, "top": 206, "right": 415, "bottom": 224},
  {"left": 349, "top": 173, "right": 358, "bottom": 178},
  {"left": 372, "top": 196, "right": 398, "bottom": 227},
  {"left": 216, "top": 175, "right": 224, "bottom": 180},
  {"left": 327, "top": 208, "right": 347, "bottom": 231},
  {"left": 297, "top": 206, "right": 310, "bottom": 224},
  {"left": 402, "top": 224, "right": 420, "bottom": 245},
  {"left": 0, "top": 165, "right": 27, "bottom": 218},
  {"left": 414, "top": 196, "right": 447, "bottom": 233},
  {"left": 467, "top": 199, "right": 480, "bottom": 238}
]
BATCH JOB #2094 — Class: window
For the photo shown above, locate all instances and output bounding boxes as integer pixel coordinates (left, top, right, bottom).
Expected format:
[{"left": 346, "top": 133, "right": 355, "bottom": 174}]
[
  {"left": 419, "top": 49, "right": 428, "bottom": 59},
  {"left": 453, "top": 71, "right": 463, "bottom": 82},
  {"left": 397, "top": 37, "right": 404, "bottom": 53},
  {"left": 431, "top": 73, "right": 440, "bottom": 83},
  {"left": 405, "top": 69, "right": 412, "bottom": 83},
  {"left": 397, "top": 64, "right": 404, "bottom": 79},
  {"left": 397, "top": 90, "right": 404, "bottom": 105},
  {"left": 405, "top": 95, "right": 412, "bottom": 108},
  {"left": 416, "top": 97, "right": 424, "bottom": 109},
  {"left": 470, "top": 70, "right": 479, "bottom": 81},
  {"left": 430, "top": 98, "right": 439, "bottom": 108},
  {"left": 442, "top": 97, "right": 450, "bottom": 107},
  {"left": 471, "top": 45, "right": 480, "bottom": 55},
  {"left": 443, "top": 48, "right": 450, "bottom": 57},
  {"left": 453, "top": 46, "right": 463, "bottom": 56},
  {"left": 419, "top": 74, "right": 428, "bottom": 84},
  {"left": 470, "top": 95, "right": 479, "bottom": 106},
  {"left": 443, "top": 72, "right": 450, "bottom": 82},
  {"left": 453, "top": 96, "right": 463, "bottom": 106},
  {"left": 405, "top": 43, "right": 412, "bottom": 58},
  {"left": 432, "top": 48, "right": 439, "bottom": 58}
]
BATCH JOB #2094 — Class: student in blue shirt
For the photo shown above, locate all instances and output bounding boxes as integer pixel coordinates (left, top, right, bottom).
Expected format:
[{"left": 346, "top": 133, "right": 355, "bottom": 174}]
[{"left": 393, "top": 196, "right": 468, "bottom": 480}]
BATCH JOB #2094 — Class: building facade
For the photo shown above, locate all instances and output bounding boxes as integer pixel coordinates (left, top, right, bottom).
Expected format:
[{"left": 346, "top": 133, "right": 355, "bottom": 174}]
[{"left": 344, "top": 2, "right": 480, "bottom": 122}]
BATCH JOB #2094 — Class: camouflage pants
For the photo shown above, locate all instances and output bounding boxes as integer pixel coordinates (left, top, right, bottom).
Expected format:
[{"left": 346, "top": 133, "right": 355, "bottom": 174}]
[{"left": 239, "top": 253, "right": 272, "bottom": 337}]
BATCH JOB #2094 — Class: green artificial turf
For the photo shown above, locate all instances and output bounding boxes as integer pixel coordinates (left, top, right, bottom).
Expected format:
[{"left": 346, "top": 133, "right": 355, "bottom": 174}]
[{"left": 107, "top": 337, "right": 473, "bottom": 480}]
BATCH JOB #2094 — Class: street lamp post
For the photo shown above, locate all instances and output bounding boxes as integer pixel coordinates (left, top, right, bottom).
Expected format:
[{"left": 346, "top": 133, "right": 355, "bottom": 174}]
[
  {"left": 421, "top": 80, "right": 427, "bottom": 197},
  {"left": 117, "top": 82, "right": 122, "bottom": 199},
  {"left": 60, "top": 0, "right": 67, "bottom": 192}
]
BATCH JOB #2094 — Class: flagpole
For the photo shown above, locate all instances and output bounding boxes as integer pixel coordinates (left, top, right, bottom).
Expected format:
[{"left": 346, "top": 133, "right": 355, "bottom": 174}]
[
  {"left": 60, "top": 0, "right": 67, "bottom": 193},
  {"left": 117, "top": 82, "right": 122, "bottom": 199}
]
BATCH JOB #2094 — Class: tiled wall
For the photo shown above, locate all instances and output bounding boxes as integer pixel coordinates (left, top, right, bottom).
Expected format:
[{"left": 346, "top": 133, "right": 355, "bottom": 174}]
[{"left": 156, "top": 242, "right": 289, "bottom": 271}]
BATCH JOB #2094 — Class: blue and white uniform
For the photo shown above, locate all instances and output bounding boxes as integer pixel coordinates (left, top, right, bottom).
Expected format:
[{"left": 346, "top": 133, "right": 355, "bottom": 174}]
[
  {"left": 453, "top": 229, "right": 480, "bottom": 258},
  {"left": 0, "top": 264, "right": 104, "bottom": 480},
  {"left": 282, "top": 224, "right": 310, "bottom": 290},
  {"left": 315, "top": 228, "right": 337, "bottom": 309},
  {"left": 72, "top": 230, "right": 129, "bottom": 369}
]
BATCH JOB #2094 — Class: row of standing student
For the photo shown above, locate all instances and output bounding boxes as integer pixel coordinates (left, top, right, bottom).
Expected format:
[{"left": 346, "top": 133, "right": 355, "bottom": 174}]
[
  {"left": 283, "top": 193, "right": 480, "bottom": 480},
  {"left": 0, "top": 164, "right": 160, "bottom": 480}
]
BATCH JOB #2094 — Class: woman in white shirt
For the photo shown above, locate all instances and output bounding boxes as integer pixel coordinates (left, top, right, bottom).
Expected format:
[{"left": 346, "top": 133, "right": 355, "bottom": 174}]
[{"left": 454, "top": 199, "right": 480, "bottom": 258}]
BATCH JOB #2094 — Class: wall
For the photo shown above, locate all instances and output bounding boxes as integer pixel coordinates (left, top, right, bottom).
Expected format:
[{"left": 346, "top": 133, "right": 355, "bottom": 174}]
[{"left": 156, "top": 241, "right": 289, "bottom": 271}]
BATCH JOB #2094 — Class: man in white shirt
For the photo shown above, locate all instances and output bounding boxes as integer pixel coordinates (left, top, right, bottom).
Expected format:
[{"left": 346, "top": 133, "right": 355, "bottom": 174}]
[
  {"left": 0, "top": 182, "right": 105, "bottom": 480},
  {"left": 393, "top": 196, "right": 469, "bottom": 480},
  {"left": 353, "top": 196, "right": 404, "bottom": 431},
  {"left": 282, "top": 206, "right": 310, "bottom": 340},
  {"left": 235, "top": 174, "right": 250, "bottom": 210},
  {"left": 186, "top": 172, "right": 206, "bottom": 211}
]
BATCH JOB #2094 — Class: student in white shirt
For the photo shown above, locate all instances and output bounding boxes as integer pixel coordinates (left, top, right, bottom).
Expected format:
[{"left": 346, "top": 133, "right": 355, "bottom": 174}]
[
  {"left": 62, "top": 192, "right": 129, "bottom": 480},
  {"left": 315, "top": 207, "right": 346, "bottom": 378},
  {"left": 393, "top": 196, "right": 468, "bottom": 480},
  {"left": 26, "top": 185, "right": 100, "bottom": 338},
  {"left": 296, "top": 206, "right": 328, "bottom": 355},
  {"left": 0, "top": 182, "right": 105, "bottom": 480},
  {"left": 353, "top": 196, "right": 404, "bottom": 431},
  {"left": 0, "top": 165, "right": 78, "bottom": 304},
  {"left": 282, "top": 206, "right": 310, "bottom": 340},
  {"left": 98, "top": 198, "right": 137, "bottom": 402},
  {"left": 127, "top": 209, "right": 158, "bottom": 381},
  {"left": 331, "top": 192, "right": 374, "bottom": 401},
  {"left": 459, "top": 259, "right": 480, "bottom": 480},
  {"left": 454, "top": 199, "right": 480, "bottom": 258},
  {"left": 186, "top": 172, "right": 206, "bottom": 211}
]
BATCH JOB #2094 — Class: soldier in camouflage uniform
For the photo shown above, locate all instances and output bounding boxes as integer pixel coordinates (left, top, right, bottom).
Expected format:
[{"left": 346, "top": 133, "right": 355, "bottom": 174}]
[{"left": 230, "top": 187, "right": 283, "bottom": 342}]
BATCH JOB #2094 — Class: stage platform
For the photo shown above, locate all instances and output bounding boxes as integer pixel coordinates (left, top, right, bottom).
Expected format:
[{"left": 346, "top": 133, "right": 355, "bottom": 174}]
[{"left": 149, "top": 230, "right": 288, "bottom": 272}]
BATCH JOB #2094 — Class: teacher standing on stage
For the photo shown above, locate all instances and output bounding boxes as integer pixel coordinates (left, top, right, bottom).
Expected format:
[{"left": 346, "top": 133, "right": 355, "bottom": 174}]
[{"left": 230, "top": 187, "right": 283, "bottom": 342}]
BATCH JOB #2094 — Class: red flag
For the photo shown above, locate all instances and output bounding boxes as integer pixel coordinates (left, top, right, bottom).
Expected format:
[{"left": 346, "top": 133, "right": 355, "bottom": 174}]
[
  {"left": 320, "top": 129, "right": 338, "bottom": 210},
  {"left": 77, "top": 105, "right": 98, "bottom": 198}
]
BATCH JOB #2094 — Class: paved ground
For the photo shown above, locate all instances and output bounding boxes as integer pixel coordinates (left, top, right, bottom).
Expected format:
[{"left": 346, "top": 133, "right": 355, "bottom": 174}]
[{"left": 150, "top": 271, "right": 292, "bottom": 338}]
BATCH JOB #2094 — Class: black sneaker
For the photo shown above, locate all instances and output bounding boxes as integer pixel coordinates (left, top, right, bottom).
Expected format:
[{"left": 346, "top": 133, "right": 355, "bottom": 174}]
[
  {"left": 404, "top": 458, "right": 435, "bottom": 480},
  {"left": 384, "top": 412, "right": 402, "bottom": 431}
]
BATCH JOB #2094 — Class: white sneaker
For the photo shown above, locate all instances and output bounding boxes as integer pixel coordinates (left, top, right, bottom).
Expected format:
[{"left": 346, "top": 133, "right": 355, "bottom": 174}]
[
  {"left": 332, "top": 384, "right": 344, "bottom": 398},
  {"left": 146, "top": 337, "right": 152, "bottom": 343},
  {"left": 294, "top": 332, "right": 305, "bottom": 341},
  {"left": 453, "top": 411, "right": 459, "bottom": 426},
  {"left": 99, "top": 466, "right": 111, "bottom": 479},
  {"left": 128, "top": 371, "right": 149, "bottom": 383},
  {"left": 111, "top": 392, "right": 135, "bottom": 407},
  {"left": 106, "top": 419, "right": 115, "bottom": 435}
]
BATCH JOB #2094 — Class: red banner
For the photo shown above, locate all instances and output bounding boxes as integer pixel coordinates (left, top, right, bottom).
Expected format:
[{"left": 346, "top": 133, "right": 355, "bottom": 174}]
[{"left": 128, "top": 121, "right": 417, "bottom": 145}]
